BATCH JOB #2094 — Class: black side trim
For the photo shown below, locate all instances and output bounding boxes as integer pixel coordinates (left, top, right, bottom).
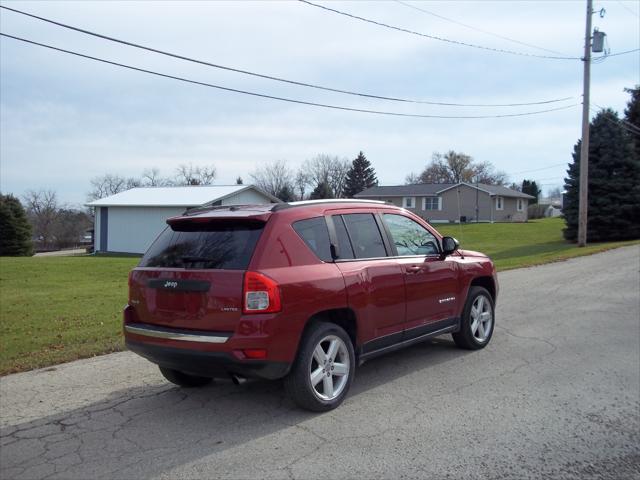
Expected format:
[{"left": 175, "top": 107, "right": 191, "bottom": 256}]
[
  {"left": 147, "top": 279, "right": 211, "bottom": 292},
  {"left": 358, "top": 317, "right": 460, "bottom": 364}
]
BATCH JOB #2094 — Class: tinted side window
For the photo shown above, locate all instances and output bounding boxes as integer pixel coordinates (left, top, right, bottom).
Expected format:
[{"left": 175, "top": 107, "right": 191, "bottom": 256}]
[
  {"left": 332, "top": 215, "right": 354, "bottom": 260},
  {"left": 139, "top": 222, "right": 263, "bottom": 269},
  {"left": 383, "top": 214, "right": 439, "bottom": 256},
  {"left": 342, "top": 213, "right": 387, "bottom": 259},
  {"left": 292, "top": 217, "right": 332, "bottom": 262}
]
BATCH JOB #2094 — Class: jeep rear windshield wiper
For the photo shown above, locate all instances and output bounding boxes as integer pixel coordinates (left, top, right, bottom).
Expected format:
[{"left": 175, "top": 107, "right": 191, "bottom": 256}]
[{"left": 180, "top": 256, "right": 216, "bottom": 263}]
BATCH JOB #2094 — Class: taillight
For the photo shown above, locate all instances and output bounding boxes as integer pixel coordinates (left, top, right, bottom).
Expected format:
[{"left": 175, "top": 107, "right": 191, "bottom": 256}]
[{"left": 243, "top": 271, "right": 281, "bottom": 314}]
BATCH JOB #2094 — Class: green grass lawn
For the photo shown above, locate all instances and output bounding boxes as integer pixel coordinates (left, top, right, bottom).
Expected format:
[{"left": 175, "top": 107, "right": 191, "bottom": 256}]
[
  {"left": 0, "top": 218, "right": 637, "bottom": 375},
  {"left": 0, "top": 256, "right": 138, "bottom": 375},
  {"left": 436, "top": 218, "right": 639, "bottom": 270}
]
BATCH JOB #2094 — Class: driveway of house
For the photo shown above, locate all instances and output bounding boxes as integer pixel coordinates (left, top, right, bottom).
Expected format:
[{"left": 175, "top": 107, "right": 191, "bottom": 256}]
[{"left": 1, "top": 246, "right": 639, "bottom": 479}]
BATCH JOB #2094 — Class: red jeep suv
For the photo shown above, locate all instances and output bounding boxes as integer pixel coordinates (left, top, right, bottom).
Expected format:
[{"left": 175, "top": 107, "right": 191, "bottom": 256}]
[{"left": 124, "top": 200, "right": 497, "bottom": 411}]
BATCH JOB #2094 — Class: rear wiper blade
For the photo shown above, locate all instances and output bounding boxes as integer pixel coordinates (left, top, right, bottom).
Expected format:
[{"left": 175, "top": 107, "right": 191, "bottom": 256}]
[{"left": 180, "top": 256, "right": 215, "bottom": 263}]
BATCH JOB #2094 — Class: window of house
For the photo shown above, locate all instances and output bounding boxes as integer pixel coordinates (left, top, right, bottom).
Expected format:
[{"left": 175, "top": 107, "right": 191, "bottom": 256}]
[
  {"left": 383, "top": 214, "right": 439, "bottom": 256},
  {"left": 496, "top": 196, "right": 504, "bottom": 210},
  {"left": 423, "top": 197, "right": 441, "bottom": 210},
  {"left": 517, "top": 198, "right": 524, "bottom": 211},
  {"left": 341, "top": 213, "right": 387, "bottom": 259},
  {"left": 403, "top": 197, "right": 415, "bottom": 209}
]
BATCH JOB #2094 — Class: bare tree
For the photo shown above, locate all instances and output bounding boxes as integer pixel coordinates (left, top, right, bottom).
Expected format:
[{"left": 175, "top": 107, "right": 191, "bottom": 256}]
[
  {"left": 87, "top": 174, "right": 140, "bottom": 201},
  {"left": 141, "top": 168, "right": 168, "bottom": 187},
  {"left": 416, "top": 151, "right": 508, "bottom": 185},
  {"left": 303, "top": 154, "right": 351, "bottom": 198},
  {"left": 23, "top": 189, "right": 59, "bottom": 249},
  {"left": 174, "top": 163, "right": 216, "bottom": 186},
  {"left": 294, "top": 170, "right": 310, "bottom": 200},
  {"left": 405, "top": 172, "right": 421, "bottom": 185},
  {"left": 473, "top": 161, "right": 508, "bottom": 185},
  {"left": 250, "top": 159, "right": 294, "bottom": 198}
]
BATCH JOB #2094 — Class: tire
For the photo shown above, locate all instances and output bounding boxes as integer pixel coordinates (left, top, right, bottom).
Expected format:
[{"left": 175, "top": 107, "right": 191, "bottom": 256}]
[
  {"left": 284, "top": 322, "right": 355, "bottom": 412},
  {"left": 452, "top": 286, "right": 495, "bottom": 350},
  {"left": 159, "top": 367, "right": 213, "bottom": 388}
]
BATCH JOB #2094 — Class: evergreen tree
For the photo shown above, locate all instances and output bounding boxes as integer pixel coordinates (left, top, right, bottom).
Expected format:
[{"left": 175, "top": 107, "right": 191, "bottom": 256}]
[
  {"left": 624, "top": 86, "right": 639, "bottom": 162},
  {"left": 0, "top": 194, "right": 33, "bottom": 256},
  {"left": 309, "top": 181, "right": 333, "bottom": 200},
  {"left": 521, "top": 179, "right": 541, "bottom": 204},
  {"left": 563, "top": 109, "right": 640, "bottom": 242},
  {"left": 275, "top": 184, "right": 296, "bottom": 202},
  {"left": 343, "top": 151, "right": 378, "bottom": 198}
]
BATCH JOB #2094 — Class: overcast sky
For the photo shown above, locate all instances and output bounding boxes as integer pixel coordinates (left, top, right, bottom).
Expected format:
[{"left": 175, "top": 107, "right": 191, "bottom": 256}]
[{"left": 1, "top": 0, "right": 638, "bottom": 206}]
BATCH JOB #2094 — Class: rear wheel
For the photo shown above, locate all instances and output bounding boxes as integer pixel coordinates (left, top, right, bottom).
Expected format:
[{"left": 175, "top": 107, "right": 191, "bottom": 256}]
[
  {"left": 285, "top": 322, "right": 355, "bottom": 412},
  {"left": 159, "top": 367, "right": 213, "bottom": 387},
  {"left": 452, "top": 286, "right": 495, "bottom": 350}
]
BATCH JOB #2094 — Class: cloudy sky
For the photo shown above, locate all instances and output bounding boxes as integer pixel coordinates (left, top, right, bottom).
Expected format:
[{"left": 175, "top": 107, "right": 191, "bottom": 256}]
[{"left": 1, "top": 0, "right": 638, "bottom": 206}]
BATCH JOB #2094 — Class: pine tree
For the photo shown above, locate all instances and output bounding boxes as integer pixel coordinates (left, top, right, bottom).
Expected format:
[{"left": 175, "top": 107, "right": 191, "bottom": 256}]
[
  {"left": 563, "top": 109, "right": 640, "bottom": 242},
  {"left": 309, "top": 182, "right": 333, "bottom": 200},
  {"left": 343, "top": 151, "right": 378, "bottom": 198},
  {"left": 275, "top": 184, "right": 296, "bottom": 202},
  {"left": 0, "top": 194, "right": 33, "bottom": 256},
  {"left": 521, "top": 179, "right": 540, "bottom": 204},
  {"left": 624, "top": 86, "right": 639, "bottom": 162}
]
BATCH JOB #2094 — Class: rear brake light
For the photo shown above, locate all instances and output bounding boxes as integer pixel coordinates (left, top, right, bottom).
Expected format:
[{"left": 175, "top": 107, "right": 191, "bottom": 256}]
[{"left": 243, "top": 271, "right": 281, "bottom": 314}]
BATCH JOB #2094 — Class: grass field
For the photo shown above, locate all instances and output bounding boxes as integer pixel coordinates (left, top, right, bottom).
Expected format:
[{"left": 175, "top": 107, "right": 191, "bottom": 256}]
[
  {"left": 436, "top": 218, "right": 639, "bottom": 270},
  {"left": 1, "top": 218, "right": 637, "bottom": 375}
]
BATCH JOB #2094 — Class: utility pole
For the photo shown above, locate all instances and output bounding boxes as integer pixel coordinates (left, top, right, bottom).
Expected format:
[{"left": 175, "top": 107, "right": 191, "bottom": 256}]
[{"left": 578, "top": 0, "right": 593, "bottom": 247}]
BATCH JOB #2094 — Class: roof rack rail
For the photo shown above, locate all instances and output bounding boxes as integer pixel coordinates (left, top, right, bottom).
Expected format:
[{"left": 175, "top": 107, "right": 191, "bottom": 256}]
[{"left": 271, "top": 199, "right": 386, "bottom": 212}]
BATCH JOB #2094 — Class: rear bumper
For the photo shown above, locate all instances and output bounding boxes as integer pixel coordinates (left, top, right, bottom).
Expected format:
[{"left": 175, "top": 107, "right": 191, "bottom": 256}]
[{"left": 126, "top": 339, "right": 291, "bottom": 380}]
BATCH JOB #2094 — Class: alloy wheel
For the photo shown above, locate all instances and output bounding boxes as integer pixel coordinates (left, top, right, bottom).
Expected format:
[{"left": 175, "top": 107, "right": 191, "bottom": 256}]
[{"left": 309, "top": 335, "right": 350, "bottom": 401}]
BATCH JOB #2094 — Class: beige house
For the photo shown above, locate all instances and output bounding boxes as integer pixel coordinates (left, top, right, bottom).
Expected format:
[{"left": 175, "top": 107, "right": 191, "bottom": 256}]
[{"left": 355, "top": 183, "right": 534, "bottom": 223}]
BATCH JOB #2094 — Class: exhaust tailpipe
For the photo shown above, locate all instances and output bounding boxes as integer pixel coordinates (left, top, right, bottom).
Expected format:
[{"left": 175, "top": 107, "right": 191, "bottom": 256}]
[{"left": 231, "top": 374, "right": 247, "bottom": 385}]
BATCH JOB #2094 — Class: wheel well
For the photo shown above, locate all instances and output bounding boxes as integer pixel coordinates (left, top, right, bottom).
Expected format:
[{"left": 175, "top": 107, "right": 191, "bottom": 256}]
[
  {"left": 305, "top": 308, "right": 358, "bottom": 348},
  {"left": 470, "top": 276, "right": 496, "bottom": 301}
]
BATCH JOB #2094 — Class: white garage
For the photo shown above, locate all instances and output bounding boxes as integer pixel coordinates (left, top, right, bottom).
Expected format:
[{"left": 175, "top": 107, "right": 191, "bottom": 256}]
[{"left": 86, "top": 185, "right": 280, "bottom": 254}]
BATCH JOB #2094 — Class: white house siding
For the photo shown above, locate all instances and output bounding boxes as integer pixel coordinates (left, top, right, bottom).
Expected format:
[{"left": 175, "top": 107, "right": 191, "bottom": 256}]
[
  {"left": 220, "top": 189, "right": 271, "bottom": 205},
  {"left": 93, "top": 188, "right": 278, "bottom": 254},
  {"left": 105, "top": 206, "right": 185, "bottom": 254}
]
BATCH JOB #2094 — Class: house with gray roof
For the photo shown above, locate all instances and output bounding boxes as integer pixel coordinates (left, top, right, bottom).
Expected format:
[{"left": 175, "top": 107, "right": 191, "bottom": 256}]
[{"left": 355, "top": 183, "right": 535, "bottom": 223}]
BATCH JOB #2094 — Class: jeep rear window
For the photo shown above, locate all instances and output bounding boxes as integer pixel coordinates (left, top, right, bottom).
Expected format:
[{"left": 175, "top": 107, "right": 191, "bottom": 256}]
[
  {"left": 139, "top": 222, "right": 264, "bottom": 269},
  {"left": 292, "top": 217, "right": 332, "bottom": 262}
]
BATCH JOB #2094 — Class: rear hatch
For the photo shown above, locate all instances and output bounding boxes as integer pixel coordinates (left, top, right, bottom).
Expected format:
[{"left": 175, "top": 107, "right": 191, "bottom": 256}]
[{"left": 128, "top": 214, "right": 267, "bottom": 332}]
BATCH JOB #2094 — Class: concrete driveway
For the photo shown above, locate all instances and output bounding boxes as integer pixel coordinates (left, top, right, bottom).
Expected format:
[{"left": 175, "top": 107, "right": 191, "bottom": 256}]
[{"left": 1, "top": 246, "right": 639, "bottom": 479}]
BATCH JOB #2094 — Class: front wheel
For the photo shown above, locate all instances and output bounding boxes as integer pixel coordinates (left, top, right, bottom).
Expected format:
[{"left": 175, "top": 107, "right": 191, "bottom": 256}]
[
  {"left": 159, "top": 367, "right": 213, "bottom": 387},
  {"left": 452, "top": 286, "right": 495, "bottom": 350},
  {"left": 285, "top": 322, "right": 355, "bottom": 412}
]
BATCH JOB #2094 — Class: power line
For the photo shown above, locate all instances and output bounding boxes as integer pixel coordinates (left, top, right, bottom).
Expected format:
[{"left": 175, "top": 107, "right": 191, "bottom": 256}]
[
  {"left": 0, "top": 5, "right": 577, "bottom": 109},
  {"left": 591, "top": 104, "right": 640, "bottom": 135},
  {"left": 393, "top": 0, "right": 568, "bottom": 56},
  {"left": 507, "top": 163, "right": 568, "bottom": 176},
  {"left": 616, "top": 0, "right": 640, "bottom": 18},
  {"left": 299, "top": 0, "right": 580, "bottom": 60},
  {"left": 0, "top": 33, "right": 580, "bottom": 120}
]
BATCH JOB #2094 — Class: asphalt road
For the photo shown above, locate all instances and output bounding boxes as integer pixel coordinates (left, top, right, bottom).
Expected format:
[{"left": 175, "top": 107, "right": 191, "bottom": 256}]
[{"left": 1, "top": 246, "right": 639, "bottom": 480}]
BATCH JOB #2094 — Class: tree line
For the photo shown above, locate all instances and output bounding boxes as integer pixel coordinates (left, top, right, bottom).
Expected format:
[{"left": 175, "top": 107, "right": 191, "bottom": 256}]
[{"left": 0, "top": 190, "right": 93, "bottom": 255}]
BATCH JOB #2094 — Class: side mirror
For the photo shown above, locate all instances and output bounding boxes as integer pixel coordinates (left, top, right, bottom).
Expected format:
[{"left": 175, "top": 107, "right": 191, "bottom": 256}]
[{"left": 442, "top": 236, "right": 460, "bottom": 256}]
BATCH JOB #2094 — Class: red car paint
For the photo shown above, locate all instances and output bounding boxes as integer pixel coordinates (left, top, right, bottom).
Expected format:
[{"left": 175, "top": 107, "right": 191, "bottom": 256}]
[{"left": 124, "top": 201, "right": 497, "bottom": 380}]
